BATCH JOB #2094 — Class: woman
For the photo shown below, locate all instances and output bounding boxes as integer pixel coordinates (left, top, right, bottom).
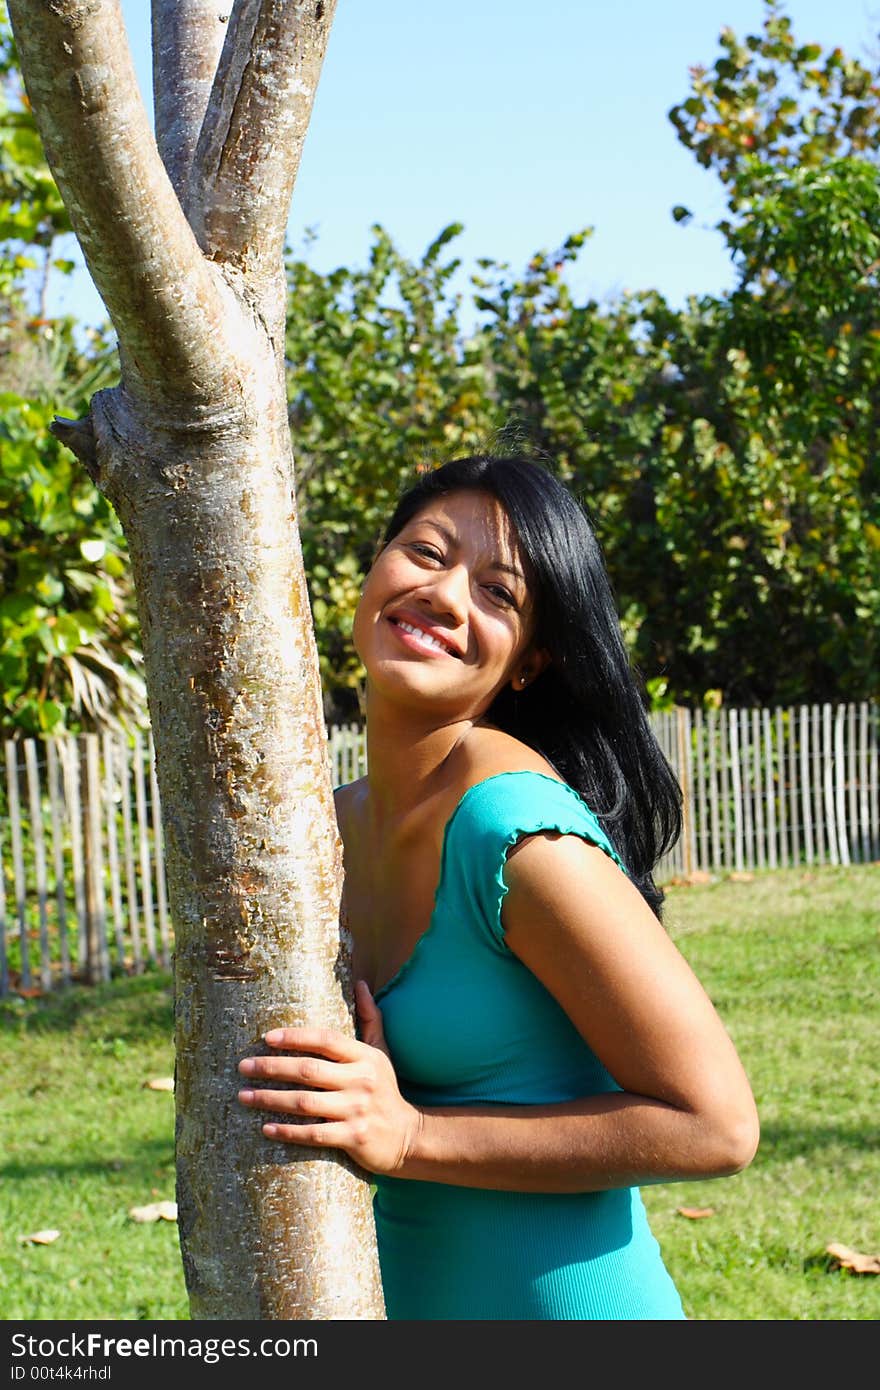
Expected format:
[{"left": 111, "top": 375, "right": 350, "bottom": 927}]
[{"left": 238, "top": 454, "right": 760, "bottom": 1320}]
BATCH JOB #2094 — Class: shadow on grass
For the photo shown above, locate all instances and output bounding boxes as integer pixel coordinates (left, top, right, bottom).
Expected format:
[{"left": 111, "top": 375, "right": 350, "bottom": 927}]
[
  {"left": 1, "top": 1138, "right": 174, "bottom": 1183},
  {"left": 0, "top": 969, "right": 174, "bottom": 1040},
  {"left": 752, "top": 1120, "right": 880, "bottom": 1161}
]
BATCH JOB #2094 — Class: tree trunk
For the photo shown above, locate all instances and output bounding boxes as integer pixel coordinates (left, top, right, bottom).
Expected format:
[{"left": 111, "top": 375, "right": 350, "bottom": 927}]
[{"left": 8, "top": 0, "right": 385, "bottom": 1319}]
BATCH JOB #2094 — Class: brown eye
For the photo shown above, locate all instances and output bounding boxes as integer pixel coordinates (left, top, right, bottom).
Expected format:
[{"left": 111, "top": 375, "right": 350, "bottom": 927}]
[{"left": 486, "top": 584, "right": 516, "bottom": 607}]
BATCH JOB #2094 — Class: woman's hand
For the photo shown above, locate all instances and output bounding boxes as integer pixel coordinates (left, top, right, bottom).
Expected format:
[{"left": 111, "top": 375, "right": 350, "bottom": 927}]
[{"left": 237, "top": 980, "right": 422, "bottom": 1176}]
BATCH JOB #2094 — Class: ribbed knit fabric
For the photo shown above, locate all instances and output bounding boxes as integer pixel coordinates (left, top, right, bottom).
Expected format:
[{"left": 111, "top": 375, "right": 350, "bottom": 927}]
[{"left": 369, "top": 770, "right": 686, "bottom": 1321}]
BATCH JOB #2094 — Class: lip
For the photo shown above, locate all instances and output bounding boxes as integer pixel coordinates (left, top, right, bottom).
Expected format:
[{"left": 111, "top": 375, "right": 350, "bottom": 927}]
[{"left": 386, "top": 613, "right": 463, "bottom": 659}]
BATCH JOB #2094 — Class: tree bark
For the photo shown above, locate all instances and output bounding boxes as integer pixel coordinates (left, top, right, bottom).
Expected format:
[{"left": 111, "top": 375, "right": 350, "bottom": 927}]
[
  {"left": 8, "top": 0, "right": 385, "bottom": 1319},
  {"left": 152, "top": 0, "right": 230, "bottom": 203}
]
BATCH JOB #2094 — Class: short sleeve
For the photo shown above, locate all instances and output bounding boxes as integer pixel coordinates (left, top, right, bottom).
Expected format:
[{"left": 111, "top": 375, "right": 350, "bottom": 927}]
[{"left": 441, "top": 770, "right": 627, "bottom": 952}]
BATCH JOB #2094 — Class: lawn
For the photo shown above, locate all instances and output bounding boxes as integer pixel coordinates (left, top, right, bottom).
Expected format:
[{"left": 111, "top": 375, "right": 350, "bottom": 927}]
[{"left": 0, "top": 863, "right": 877, "bottom": 1321}]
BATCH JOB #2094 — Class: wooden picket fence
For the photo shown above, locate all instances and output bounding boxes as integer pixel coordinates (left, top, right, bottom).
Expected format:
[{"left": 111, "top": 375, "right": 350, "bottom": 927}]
[
  {"left": 1, "top": 701, "right": 877, "bottom": 996},
  {"left": 652, "top": 701, "right": 879, "bottom": 881},
  {"left": 1, "top": 729, "right": 171, "bottom": 997}
]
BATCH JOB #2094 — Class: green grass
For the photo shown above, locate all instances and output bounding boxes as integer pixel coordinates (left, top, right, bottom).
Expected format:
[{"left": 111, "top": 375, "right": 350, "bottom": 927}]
[
  {"left": 0, "top": 863, "right": 877, "bottom": 1321},
  {"left": 642, "top": 862, "right": 880, "bottom": 1321},
  {"left": 0, "top": 968, "right": 186, "bottom": 1320}
]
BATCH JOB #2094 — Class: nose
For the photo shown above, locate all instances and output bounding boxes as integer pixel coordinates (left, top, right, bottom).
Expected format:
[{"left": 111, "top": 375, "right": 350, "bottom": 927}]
[{"left": 420, "top": 561, "right": 470, "bottom": 622}]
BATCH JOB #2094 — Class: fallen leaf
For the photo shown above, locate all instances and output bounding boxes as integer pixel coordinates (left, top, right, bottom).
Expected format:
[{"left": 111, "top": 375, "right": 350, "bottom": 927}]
[
  {"left": 129, "top": 1200, "right": 177, "bottom": 1223},
  {"left": 685, "top": 870, "right": 713, "bottom": 885},
  {"left": 728, "top": 871, "right": 754, "bottom": 883},
  {"left": 677, "top": 1207, "right": 715, "bottom": 1219},
  {"left": 18, "top": 1229, "right": 61, "bottom": 1245},
  {"left": 144, "top": 1077, "right": 174, "bottom": 1091},
  {"left": 826, "top": 1242, "right": 880, "bottom": 1275}
]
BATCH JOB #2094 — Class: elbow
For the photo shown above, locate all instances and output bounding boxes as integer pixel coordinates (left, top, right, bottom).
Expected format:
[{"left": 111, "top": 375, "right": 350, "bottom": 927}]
[{"left": 703, "top": 1100, "right": 760, "bottom": 1177}]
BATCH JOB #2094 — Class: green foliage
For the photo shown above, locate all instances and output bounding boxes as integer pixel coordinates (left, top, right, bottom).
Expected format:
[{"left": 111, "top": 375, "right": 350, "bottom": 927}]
[
  {"left": 0, "top": 383, "right": 145, "bottom": 737},
  {"left": 668, "top": 0, "right": 880, "bottom": 208},
  {"left": 288, "top": 174, "right": 879, "bottom": 712}
]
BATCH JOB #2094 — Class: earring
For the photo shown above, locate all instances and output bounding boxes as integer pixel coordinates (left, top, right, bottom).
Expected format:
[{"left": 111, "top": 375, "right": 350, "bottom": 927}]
[{"left": 519, "top": 674, "right": 527, "bottom": 686}]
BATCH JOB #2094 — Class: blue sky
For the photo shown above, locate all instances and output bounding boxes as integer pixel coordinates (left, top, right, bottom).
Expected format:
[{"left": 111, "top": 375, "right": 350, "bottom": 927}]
[{"left": 48, "top": 0, "right": 880, "bottom": 330}]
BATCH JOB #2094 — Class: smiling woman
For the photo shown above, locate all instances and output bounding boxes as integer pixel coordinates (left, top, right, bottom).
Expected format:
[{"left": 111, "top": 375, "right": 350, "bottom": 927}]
[
  {"left": 238, "top": 453, "right": 760, "bottom": 1320},
  {"left": 352, "top": 486, "right": 551, "bottom": 734}
]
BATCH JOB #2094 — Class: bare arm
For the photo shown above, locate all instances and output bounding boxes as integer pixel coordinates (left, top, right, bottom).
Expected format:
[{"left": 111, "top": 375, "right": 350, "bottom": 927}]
[
  {"left": 239, "top": 833, "right": 759, "bottom": 1194},
  {"left": 395, "top": 834, "right": 759, "bottom": 1192}
]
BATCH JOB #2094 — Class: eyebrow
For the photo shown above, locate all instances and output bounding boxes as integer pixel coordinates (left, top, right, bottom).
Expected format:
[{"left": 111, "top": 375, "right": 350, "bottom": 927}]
[{"left": 414, "top": 519, "right": 527, "bottom": 583}]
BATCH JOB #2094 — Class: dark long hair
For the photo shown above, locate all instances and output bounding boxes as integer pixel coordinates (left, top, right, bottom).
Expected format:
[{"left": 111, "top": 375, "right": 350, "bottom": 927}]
[{"left": 380, "top": 454, "right": 683, "bottom": 920}]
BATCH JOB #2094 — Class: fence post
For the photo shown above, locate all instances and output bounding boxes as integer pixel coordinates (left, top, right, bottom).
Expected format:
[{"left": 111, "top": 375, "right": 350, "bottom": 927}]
[
  {"left": 4, "top": 740, "right": 30, "bottom": 990},
  {"left": 81, "top": 734, "right": 110, "bottom": 985},
  {"left": 834, "top": 704, "right": 850, "bottom": 867},
  {"left": 132, "top": 730, "right": 157, "bottom": 966},
  {"left": 46, "top": 738, "right": 72, "bottom": 986},
  {"left": 858, "top": 701, "right": 871, "bottom": 864},
  {"left": 148, "top": 731, "right": 171, "bottom": 968},
  {"left": 102, "top": 732, "right": 126, "bottom": 967},
  {"left": 729, "top": 710, "right": 743, "bottom": 872},
  {"left": 23, "top": 739, "right": 52, "bottom": 992},
  {"left": 676, "top": 708, "right": 693, "bottom": 877}
]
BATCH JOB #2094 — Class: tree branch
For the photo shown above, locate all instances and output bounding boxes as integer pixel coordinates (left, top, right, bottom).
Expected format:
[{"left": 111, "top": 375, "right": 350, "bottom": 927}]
[
  {"left": 51, "top": 415, "right": 98, "bottom": 480},
  {"left": 187, "top": 0, "right": 337, "bottom": 282},
  {"left": 7, "top": 0, "right": 241, "bottom": 404},
  {"left": 152, "top": 0, "right": 231, "bottom": 202}
]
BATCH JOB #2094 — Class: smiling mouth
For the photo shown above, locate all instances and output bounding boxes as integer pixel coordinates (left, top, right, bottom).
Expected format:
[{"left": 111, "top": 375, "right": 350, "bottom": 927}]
[{"left": 389, "top": 617, "right": 461, "bottom": 658}]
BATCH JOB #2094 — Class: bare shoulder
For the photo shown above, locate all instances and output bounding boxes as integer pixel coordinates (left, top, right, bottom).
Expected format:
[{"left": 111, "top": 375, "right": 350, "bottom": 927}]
[
  {"left": 456, "top": 723, "right": 566, "bottom": 787},
  {"left": 503, "top": 823, "right": 629, "bottom": 896}
]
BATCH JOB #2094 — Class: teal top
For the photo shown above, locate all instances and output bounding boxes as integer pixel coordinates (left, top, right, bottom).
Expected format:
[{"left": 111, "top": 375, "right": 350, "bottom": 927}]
[{"left": 365, "top": 770, "right": 685, "bottom": 1321}]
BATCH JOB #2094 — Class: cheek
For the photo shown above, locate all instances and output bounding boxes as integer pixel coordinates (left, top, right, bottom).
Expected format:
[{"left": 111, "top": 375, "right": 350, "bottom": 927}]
[
  {"left": 351, "top": 594, "right": 370, "bottom": 659},
  {"left": 483, "top": 612, "right": 524, "bottom": 660},
  {"left": 351, "top": 569, "right": 387, "bottom": 656}
]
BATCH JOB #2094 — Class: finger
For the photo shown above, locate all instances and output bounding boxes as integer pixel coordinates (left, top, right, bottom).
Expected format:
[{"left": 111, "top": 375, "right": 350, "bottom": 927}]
[
  {"left": 262, "top": 1026, "right": 361, "bottom": 1061},
  {"left": 259, "top": 1120, "right": 352, "bottom": 1148},
  {"left": 238, "top": 1087, "right": 352, "bottom": 1121},
  {"left": 239, "top": 1053, "right": 356, "bottom": 1088},
  {"left": 355, "top": 978, "right": 378, "bottom": 1017},
  {"left": 355, "top": 980, "right": 386, "bottom": 1049}
]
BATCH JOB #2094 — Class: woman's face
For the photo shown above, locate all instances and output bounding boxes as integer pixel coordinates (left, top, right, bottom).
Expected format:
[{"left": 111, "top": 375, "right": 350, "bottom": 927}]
[{"left": 352, "top": 488, "right": 550, "bottom": 721}]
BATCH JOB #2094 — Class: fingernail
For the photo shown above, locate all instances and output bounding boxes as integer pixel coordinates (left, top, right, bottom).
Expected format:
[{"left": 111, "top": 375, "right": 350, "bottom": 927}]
[
  {"left": 239, "top": 1059, "right": 254, "bottom": 1074},
  {"left": 264, "top": 1029, "right": 284, "bottom": 1043},
  {"left": 238, "top": 1090, "right": 254, "bottom": 1102}
]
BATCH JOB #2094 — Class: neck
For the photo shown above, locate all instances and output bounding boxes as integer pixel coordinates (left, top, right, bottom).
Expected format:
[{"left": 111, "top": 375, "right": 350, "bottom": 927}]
[{"left": 361, "top": 685, "right": 479, "bottom": 824}]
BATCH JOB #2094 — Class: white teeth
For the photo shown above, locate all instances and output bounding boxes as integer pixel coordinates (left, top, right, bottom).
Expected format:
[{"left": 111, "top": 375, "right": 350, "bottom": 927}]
[{"left": 395, "top": 619, "right": 454, "bottom": 655}]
